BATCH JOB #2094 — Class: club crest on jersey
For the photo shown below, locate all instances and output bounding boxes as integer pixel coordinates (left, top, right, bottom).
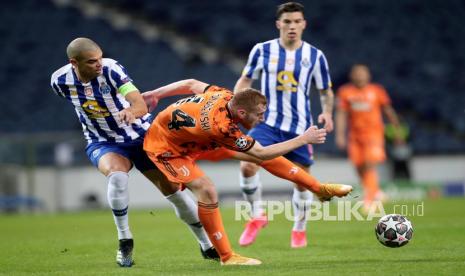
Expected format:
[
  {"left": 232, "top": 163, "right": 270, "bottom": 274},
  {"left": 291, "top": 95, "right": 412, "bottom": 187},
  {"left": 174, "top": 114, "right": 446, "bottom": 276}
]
[
  {"left": 301, "top": 58, "right": 311, "bottom": 68},
  {"left": 235, "top": 136, "right": 249, "bottom": 149},
  {"left": 84, "top": 86, "right": 93, "bottom": 96},
  {"left": 99, "top": 83, "right": 111, "bottom": 95}
]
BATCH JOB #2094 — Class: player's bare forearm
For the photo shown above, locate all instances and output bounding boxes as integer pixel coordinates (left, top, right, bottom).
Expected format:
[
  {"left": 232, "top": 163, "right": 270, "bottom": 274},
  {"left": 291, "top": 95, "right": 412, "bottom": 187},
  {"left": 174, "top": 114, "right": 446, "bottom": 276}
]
[
  {"left": 142, "top": 79, "right": 209, "bottom": 112},
  {"left": 234, "top": 76, "right": 253, "bottom": 93},
  {"left": 383, "top": 105, "right": 400, "bottom": 127},
  {"left": 247, "top": 126, "right": 326, "bottom": 160},
  {"left": 335, "top": 109, "right": 346, "bottom": 137},
  {"left": 117, "top": 91, "right": 147, "bottom": 124},
  {"left": 383, "top": 105, "right": 405, "bottom": 142},
  {"left": 318, "top": 88, "right": 334, "bottom": 131},
  {"left": 335, "top": 109, "right": 347, "bottom": 149},
  {"left": 124, "top": 91, "right": 148, "bottom": 118},
  {"left": 247, "top": 137, "right": 307, "bottom": 160},
  {"left": 319, "top": 88, "right": 334, "bottom": 114},
  {"left": 231, "top": 151, "right": 264, "bottom": 163},
  {"left": 144, "top": 79, "right": 208, "bottom": 100}
]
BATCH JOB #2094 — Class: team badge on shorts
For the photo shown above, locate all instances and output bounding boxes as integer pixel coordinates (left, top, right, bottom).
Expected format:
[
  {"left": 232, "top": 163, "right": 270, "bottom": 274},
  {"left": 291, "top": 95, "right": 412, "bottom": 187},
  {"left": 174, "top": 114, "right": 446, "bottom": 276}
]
[
  {"left": 235, "top": 136, "right": 249, "bottom": 149},
  {"left": 92, "top": 148, "right": 101, "bottom": 158},
  {"left": 99, "top": 83, "right": 111, "bottom": 95}
]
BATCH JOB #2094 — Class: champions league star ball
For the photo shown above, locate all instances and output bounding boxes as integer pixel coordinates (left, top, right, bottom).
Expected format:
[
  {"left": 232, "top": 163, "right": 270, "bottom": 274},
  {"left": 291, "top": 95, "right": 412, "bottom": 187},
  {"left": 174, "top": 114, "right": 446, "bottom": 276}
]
[{"left": 375, "top": 214, "right": 413, "bottom": 248}]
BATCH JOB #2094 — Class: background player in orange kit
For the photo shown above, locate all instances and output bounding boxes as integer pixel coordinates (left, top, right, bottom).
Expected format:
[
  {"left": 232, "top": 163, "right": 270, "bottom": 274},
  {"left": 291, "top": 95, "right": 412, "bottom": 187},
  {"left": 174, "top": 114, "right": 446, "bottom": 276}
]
[
  {"left": 335, "top": 64, "right": 404, "bottom": 212},
  {"left": 143, "top": 79, "right": 352, "bottom": 265}
]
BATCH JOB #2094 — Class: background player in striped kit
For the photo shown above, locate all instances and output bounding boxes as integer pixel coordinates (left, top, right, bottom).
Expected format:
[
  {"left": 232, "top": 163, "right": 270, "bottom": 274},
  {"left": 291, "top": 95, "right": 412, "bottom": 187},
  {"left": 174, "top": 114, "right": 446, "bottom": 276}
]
[
  {"left": 234, "top": 2, "right": 335, "bottom": 248},
  {"left": 50, "top": 37, "right": 218, "bottom": 267}
]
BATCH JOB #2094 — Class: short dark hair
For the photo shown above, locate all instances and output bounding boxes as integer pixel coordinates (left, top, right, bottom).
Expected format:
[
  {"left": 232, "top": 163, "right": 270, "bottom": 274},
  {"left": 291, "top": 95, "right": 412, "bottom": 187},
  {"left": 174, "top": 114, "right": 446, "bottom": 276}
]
[
  {"left": 276, "top": 2, "right": 305, "bottom": 19},
  {"left": 66, "top": 37, "right": 101, "bottom": 60}
]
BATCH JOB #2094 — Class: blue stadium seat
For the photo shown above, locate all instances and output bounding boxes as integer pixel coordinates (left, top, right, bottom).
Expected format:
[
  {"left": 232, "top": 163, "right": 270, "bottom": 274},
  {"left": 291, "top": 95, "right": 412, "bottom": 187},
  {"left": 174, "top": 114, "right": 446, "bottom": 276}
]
[{"left": 0, "top": 0, "right": 464, "bottom": 157}]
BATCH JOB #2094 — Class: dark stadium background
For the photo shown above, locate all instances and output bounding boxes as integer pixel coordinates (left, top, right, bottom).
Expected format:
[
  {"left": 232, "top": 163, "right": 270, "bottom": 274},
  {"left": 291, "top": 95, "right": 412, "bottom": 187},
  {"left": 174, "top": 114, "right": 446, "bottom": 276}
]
[
  {"left": 0, "top": 0, "right": 464, "bottom": 209},
  {"left": 1, "top": 0, "right": 464, "bottom": 155}
]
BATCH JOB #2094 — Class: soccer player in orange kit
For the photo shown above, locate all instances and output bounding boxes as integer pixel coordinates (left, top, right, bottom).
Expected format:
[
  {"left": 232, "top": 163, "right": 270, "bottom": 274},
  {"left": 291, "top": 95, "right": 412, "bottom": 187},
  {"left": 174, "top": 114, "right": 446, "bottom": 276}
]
[
  {"left": 143, "top": 79, "right": 352, "bottom": 265},
  {"left": 336, "top": 64, "right": 404, "bottom": 213}
]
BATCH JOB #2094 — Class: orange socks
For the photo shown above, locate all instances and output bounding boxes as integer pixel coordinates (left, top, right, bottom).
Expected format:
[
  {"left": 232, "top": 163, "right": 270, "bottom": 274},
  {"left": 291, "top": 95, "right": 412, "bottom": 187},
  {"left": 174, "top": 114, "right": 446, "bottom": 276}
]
[
  {"left": 260, "top": 156, "right": 321, "bottom": 193},
  {"left": 361, "top": 168, "right": 380, "bottom": 203},
  {"left": 198, "top": 202, "right": 233, "bottom": 262}
]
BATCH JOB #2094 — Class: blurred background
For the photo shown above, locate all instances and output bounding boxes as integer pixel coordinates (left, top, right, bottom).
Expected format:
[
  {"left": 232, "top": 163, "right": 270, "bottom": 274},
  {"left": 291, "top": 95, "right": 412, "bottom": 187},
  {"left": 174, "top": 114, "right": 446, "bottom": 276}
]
[{"left": 0, "top": 0, "right": 464, "bottom": 213}]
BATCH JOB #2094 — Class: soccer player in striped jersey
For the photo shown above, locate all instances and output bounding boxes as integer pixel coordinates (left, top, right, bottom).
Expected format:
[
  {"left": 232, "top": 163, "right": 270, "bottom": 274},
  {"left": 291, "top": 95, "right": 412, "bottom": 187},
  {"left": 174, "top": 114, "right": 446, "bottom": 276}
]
[
  {"left": 234, "top": 2, "right": 335, "bottom": 248},
  {"left": 50, "top": 38, "right": 218, "bottom": 267}
]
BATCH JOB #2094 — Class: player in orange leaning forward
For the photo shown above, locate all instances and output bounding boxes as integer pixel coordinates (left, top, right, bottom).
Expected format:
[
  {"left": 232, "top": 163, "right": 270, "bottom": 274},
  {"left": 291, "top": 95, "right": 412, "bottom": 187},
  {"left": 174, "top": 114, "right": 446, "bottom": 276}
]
[
  {"left": 143, "top": 79, "right": 352, "bottom": 265},
  {"left": 335, "top": 64, "right": 404, "bottom": 213}
]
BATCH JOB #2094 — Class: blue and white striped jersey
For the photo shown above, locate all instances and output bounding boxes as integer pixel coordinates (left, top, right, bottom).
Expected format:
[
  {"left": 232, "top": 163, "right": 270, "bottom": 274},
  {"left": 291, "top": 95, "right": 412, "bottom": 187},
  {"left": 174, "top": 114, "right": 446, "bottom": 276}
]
[
  {"left": 242, "top": 39, "right": 332, "bottom": 135},
  {"left": 50, "top": 58, "right": 152, "bottom": 144}
]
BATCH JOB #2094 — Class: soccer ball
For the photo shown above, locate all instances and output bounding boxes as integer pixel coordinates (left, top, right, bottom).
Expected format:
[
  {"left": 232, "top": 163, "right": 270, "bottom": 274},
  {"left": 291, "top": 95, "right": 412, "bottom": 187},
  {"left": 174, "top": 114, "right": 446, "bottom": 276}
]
[{"left": 375, "top": 214, "right": 413, "bottom": 248}]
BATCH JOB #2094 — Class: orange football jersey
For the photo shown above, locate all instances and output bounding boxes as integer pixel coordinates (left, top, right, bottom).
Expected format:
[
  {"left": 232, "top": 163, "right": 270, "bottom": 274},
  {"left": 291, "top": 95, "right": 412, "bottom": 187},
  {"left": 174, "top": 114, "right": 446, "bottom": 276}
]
[
  {"left": 144, "top": 86, "right": 255, "bottom": 158},
  {"left": 337, "top": 83, "right": 391, "bottom": 139}
]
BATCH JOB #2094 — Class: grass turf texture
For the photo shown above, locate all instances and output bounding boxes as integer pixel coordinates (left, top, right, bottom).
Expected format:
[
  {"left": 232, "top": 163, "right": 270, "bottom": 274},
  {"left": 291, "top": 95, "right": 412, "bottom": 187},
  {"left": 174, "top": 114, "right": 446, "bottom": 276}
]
[{"left": 1, "top": 198, "right": 464, "bottom": 275}]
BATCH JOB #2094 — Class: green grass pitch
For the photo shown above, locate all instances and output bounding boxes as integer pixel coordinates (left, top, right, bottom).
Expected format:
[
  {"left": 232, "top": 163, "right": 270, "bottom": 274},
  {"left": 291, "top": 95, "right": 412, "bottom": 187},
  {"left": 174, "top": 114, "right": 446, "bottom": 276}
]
[{"left": 1, "top": 198, "right": 464, "bottom": 275}]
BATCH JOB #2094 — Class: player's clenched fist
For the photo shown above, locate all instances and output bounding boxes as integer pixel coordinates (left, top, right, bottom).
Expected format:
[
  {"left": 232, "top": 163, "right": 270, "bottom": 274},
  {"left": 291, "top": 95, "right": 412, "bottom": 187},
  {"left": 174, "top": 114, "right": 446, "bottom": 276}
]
[
  {"left": 301, "top": 125, "right": 327, "bottom": 144},
  {"left": 118, "top": 109, "right": 136, "bottom": 125}
]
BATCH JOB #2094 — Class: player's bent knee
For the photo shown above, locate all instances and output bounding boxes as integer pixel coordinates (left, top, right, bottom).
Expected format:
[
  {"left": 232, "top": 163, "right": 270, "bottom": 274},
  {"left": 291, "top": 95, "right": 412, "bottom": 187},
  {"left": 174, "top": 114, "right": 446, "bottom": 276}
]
[
  {"left": 98, "top": 153, "right": 132, "bottom": 176},
  {"left": 197, "top": 182, "right": 218, "bottom": 204},
  {"left": 100, "top": 163, "right": 131, "bottom": 176},
  {"left": 143, "top": 169, "right": 179, "bottom": 196},
  {"left": 158, "top": 181, "right": 180, "bottom": 196}
]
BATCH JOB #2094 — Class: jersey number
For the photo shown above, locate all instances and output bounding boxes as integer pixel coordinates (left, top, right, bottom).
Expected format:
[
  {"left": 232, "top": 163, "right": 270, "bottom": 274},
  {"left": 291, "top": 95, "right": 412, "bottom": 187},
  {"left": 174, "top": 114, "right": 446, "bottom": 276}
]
[
  {"left": 174, "top": 95, "right": 204, "bottom": 106},
  {"left": 168, "top": 109, "right": 196, "bottom": 130}
]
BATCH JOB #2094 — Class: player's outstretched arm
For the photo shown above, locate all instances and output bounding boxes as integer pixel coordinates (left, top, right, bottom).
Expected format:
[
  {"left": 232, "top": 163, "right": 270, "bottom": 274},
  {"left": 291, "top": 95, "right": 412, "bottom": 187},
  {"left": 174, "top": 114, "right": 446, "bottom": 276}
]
[
  {"left": 246, "top": 126, "right": 326, "bottom": 160},
  {"left": 142, "top": 79, "right": 209, "bottom": 112}
]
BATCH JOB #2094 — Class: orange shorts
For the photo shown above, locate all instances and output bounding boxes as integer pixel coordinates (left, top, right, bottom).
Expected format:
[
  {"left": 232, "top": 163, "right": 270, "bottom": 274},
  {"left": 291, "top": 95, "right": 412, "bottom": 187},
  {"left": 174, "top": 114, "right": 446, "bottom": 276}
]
[
  {"left": 146, "top": 152, "right": 205, "bottom": 184},
  {"left": 348, "top": 136, "right": 386, "bottom": 166}
]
